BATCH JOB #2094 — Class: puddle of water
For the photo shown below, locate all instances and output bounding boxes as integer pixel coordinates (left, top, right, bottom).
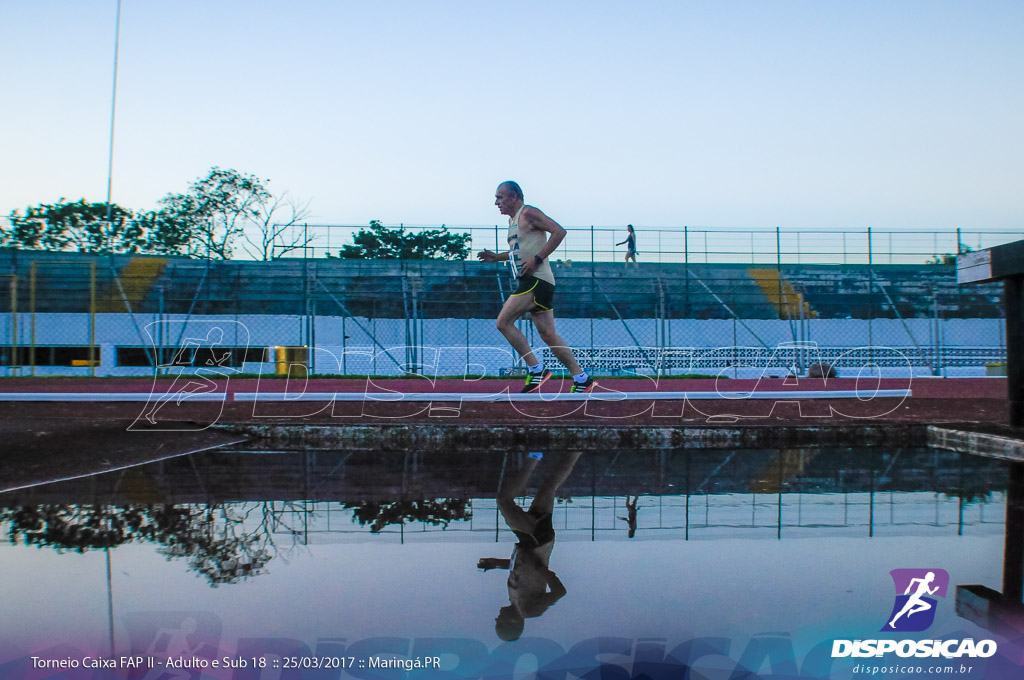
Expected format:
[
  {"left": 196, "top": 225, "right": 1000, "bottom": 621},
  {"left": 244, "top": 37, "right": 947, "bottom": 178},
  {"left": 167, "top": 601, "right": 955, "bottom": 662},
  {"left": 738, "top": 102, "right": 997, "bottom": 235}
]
[{"left": 1, "top": 448, "right": 1019, "bottom": 679}]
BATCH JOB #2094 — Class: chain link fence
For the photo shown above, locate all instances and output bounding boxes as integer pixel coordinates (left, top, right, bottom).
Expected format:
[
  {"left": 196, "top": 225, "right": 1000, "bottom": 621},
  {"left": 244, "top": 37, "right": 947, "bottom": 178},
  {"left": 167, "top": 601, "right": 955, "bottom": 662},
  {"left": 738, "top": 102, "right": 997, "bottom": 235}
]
[{"left": 0, "top": 228, "right": 1013, "bottom": 379}]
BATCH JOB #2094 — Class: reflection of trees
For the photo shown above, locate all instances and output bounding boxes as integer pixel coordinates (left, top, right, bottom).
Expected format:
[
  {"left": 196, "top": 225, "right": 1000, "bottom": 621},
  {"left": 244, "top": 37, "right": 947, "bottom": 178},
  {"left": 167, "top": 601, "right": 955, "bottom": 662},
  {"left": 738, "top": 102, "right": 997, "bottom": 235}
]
[
  {"left": 0, "top": 503, "right": 279, "bottom": 586},
  {"left": 344, "top": 498, "right": 472, "bottom": 533},
  {"left": 143, "top": 504, "right": 275, "bottom": 586},
  {"left": 2, "top": 504, "right": 138, "bottom": 550}
]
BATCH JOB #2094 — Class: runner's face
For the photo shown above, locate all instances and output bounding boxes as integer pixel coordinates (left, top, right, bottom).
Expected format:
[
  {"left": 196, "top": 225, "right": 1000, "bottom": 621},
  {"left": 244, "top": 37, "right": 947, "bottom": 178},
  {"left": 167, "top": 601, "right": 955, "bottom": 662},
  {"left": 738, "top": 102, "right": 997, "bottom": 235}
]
[{"left": 495, "top": 186, "right": 518, "bottom": 216}]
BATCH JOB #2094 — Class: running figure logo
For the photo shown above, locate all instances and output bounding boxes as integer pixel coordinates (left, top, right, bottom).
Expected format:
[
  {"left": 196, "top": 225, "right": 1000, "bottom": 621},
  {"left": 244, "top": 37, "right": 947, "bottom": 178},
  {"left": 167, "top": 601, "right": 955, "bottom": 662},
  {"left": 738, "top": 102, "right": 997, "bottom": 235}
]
[{"left": 882, "top": 568, "right": 950, "bottom": 632}]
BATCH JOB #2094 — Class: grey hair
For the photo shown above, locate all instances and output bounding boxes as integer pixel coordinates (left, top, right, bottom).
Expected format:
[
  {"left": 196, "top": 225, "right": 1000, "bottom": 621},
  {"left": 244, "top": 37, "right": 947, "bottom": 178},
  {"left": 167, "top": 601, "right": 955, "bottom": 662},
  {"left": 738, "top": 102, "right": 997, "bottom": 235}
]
[{"left": 498, "top": 181, "right": 524, "bottom": 201}]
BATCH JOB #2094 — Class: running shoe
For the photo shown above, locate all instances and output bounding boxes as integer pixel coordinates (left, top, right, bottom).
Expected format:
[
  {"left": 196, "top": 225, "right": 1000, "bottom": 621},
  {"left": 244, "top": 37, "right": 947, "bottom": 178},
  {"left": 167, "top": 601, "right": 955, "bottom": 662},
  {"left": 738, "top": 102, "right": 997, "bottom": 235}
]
[
  {"left": 521, "top": 368, "right": 553, "bottom": 393},
  {"left": 570, "top": 377, "right": 598, "bottom": 393}
]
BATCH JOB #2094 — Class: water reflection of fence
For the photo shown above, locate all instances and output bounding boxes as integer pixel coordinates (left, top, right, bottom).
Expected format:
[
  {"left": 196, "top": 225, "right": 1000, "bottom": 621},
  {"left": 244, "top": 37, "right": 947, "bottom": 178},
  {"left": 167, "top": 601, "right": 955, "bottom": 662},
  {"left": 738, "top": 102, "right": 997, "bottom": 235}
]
[{"left": 265, "top": 490, "right": 1006, "bottom": 544}]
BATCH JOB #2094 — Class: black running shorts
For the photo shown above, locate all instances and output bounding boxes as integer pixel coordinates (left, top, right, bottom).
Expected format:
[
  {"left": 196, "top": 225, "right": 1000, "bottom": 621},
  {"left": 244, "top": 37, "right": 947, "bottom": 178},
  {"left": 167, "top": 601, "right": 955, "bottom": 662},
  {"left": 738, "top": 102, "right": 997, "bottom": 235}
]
[
  {"left": 512, "top": 510, "right": 556, "bottom": 549},
  {"left": 510, "top": 275, "right": 555, "bottom": 312}
]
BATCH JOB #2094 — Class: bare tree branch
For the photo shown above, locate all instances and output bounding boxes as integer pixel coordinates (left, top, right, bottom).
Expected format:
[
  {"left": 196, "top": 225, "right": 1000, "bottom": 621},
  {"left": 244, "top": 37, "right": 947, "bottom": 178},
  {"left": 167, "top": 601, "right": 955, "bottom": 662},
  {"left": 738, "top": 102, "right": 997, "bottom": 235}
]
[{"left": 241, "top": 192, "right": 314, "bottom": 261}]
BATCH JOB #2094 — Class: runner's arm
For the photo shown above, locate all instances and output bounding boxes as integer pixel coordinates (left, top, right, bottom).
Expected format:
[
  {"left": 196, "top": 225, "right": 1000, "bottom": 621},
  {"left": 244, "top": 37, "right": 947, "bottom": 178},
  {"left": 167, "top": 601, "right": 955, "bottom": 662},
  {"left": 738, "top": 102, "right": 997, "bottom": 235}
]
[
  {"left": 477, "top": 249, "right": 510, "bottom": 263},
  {"left": 544, "top": 569, "right": 567, "bottom": 599},
  {"left": 518, "top": 207, "right": 566, "bottom": 276}
]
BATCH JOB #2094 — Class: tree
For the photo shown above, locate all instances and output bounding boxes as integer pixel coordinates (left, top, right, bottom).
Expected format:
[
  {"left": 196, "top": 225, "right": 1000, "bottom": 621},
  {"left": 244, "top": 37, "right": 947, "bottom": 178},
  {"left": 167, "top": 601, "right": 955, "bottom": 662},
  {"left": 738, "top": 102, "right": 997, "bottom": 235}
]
[
  {"left": 1, "top": 168, "right": 313, "bottom": 260},
  {"left": 148, "top": 167, "right": 270, "bottom": 259},
  {"left": 147, "top": 167, "right": 314, "bottom": 260},
  {"left": 330, "top": 221, "right": 471, "bottom": 260},
  {"left": 240, "top": 192, "right": 313, "bottom": 261},
  {"left": 2, "top": 199, "right": 147, "bottom": 254}
]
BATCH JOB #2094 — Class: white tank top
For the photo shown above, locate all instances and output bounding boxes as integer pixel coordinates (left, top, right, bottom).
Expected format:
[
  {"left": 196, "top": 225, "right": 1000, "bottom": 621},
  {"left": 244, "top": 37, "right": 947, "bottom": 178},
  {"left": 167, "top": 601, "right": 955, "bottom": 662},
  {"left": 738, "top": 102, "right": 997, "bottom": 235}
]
[{"left": 507, "top": 206, "right": 555, "bottom": 285}]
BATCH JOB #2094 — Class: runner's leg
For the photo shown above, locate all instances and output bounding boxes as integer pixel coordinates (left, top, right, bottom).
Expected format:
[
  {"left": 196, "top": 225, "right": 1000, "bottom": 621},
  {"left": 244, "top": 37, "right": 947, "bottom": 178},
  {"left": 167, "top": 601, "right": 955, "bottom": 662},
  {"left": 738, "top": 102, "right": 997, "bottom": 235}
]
[
  {"left": 497, "top": 293, "right": 542, "bottom": 366},
  {"left": 531, "top": 310, "right": 584, "bottom": 375}
]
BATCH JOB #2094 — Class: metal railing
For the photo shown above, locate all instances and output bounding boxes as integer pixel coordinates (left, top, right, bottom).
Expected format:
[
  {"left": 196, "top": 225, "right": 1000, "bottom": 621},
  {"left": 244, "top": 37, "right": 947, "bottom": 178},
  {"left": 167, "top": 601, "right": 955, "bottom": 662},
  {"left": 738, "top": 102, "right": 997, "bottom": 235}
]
[{"left": 283, "top": 223, "right": 1022, "bottom": 266}]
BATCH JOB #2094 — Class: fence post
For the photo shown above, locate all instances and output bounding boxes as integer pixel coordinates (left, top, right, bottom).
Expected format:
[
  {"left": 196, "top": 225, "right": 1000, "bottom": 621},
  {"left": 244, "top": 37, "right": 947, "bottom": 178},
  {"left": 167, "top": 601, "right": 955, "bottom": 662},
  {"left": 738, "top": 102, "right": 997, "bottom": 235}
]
[
  {"left": 684, "top": 226, "right": 689, "bottom": 315},
  {"left": 867, "top": 228, "right": 874, "bottom": 361},
  {"left": 30, "top": 262, "right": 36, "bottom": 376},
  {"left": 158, "top": 283, "right": 165, "bottom": 375},
  {"left": 933, "top": 289, "right": 941, "bottom": 377},
  {"left": 90, "top": 261, "right": 97, "bottom": 377},
  {"left": 799, "top": 292, "right": 805, "bottom": 373},
  {"left": 590, "top": 234, "right": 595, "bottom": 355},
  {"left": 9, "top": 273, "right": 17, "bottom": 376},
  {"left": 776, "top": 227, "right": 784, "bottom": 321},
  {"left": 732, "top": 316, "right": 738, "bottom": 379}
]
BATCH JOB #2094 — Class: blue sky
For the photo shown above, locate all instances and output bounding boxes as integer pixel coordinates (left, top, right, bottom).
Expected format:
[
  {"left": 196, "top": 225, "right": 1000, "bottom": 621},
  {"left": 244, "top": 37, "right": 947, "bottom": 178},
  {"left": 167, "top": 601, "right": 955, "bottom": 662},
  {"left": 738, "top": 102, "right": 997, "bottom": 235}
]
[{"left": 1, "top": 1, "right": 1022, "bottom": 230}]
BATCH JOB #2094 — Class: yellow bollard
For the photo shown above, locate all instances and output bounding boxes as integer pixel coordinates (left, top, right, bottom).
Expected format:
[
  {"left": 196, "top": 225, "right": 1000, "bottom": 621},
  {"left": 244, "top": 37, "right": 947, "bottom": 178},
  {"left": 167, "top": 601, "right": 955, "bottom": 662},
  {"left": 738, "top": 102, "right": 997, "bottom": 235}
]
[{"left": 274, "top": 346, "right": 309, "bottom": 377}]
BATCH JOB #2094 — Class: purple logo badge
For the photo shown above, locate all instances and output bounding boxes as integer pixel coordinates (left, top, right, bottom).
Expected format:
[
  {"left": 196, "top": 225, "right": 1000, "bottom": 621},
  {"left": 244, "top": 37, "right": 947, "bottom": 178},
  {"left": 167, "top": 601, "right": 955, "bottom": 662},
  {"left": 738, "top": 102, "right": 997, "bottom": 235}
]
[{"left": 882, "top": 569, "right": 950, "bottom": 632}]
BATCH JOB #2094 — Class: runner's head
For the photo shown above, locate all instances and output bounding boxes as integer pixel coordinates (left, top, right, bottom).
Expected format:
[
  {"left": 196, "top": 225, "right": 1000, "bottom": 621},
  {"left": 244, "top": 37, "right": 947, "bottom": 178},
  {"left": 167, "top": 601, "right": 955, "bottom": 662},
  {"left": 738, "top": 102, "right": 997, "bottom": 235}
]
[
  {"left": 495, "top": 181, "right": 524, "bottom": 216},
  {"left": 495, "top": 604, "right": 525, "bottom": 641}
]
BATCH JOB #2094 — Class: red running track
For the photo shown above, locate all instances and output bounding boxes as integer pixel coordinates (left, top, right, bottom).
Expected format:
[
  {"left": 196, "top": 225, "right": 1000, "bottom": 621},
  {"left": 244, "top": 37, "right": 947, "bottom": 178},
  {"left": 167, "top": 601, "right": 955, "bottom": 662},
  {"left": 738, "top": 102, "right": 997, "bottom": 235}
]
[{"left": 0, "top": 376, "right": 1008, "bottom": 426}]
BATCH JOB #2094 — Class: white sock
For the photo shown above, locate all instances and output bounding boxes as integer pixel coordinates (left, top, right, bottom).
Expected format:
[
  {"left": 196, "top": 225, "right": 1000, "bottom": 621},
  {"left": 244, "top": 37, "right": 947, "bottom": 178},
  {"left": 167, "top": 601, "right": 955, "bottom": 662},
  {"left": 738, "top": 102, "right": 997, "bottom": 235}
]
[
  {"left": 527, "top": 362, "right": 542, "bottom": 374},
  {"left": 573, "top": 372, "right": 589, "bottom": 383}
]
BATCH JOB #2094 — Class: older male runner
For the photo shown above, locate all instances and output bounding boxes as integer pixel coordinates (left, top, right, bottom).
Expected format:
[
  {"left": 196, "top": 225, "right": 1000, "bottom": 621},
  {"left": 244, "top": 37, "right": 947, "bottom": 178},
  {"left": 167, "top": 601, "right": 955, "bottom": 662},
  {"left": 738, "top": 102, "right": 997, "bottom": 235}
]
[{"left": 477, "top": 181, "right": 596, "bottom": 393}]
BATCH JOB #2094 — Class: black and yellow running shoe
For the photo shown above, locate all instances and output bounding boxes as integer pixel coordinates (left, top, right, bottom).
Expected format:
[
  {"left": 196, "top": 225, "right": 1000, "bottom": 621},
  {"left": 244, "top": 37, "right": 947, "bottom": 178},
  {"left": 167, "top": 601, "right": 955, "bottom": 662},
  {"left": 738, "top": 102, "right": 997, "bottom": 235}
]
[
  {"left": 570, "top": 377, "right": 598, "bottom": 393},
  {"left": 521, "top": 368, "right": 553, "bottom": 393}
]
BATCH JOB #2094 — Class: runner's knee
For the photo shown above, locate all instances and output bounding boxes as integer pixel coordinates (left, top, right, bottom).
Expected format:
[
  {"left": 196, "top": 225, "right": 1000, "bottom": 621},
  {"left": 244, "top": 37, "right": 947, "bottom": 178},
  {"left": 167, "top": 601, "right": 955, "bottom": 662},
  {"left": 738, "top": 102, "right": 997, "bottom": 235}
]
[{"left": 537, "top": 327, "right": 560, "bottom": 345}]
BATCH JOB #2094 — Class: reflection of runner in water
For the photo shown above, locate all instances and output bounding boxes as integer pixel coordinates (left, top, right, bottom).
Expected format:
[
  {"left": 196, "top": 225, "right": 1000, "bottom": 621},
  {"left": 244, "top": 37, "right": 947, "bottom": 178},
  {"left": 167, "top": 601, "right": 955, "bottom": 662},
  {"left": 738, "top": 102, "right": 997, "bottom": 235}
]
[
  {"left": 889, "top": 571, "right": 939, "bottom": 628},
  {"left": 143, "top": 617, "right": 200, "bottom": 680},
  {"left": 144, "top": 328, "right": 230, "bottom": 424},
  {"left": 478, "top": 450, "right": 582, "bottom": 641}
]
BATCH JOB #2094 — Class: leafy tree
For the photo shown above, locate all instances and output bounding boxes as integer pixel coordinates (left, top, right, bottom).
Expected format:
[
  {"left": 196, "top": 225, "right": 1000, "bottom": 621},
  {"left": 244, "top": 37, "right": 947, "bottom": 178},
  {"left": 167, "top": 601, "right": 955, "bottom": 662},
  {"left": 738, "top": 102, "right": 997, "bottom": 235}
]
[
  {"left": 148, "top": 167, "right": 270, "bottom": 259},
  {"left": 2, "top": 168, "right": 313, "bottom": 261},
  {"left": 147, "top": 167, "right": 314, "bottom": 260},
  {"left": 331, "top": 221, "right": 471, "bottom": 260},
  {"left": 2, "top": 199, "right": 147, "bottom": 254}
]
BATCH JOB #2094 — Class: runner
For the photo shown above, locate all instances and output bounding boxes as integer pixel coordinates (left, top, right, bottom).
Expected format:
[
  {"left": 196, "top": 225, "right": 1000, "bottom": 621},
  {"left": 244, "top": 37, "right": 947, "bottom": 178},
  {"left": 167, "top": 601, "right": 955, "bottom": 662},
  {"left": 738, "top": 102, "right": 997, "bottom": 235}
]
[
  {"left": 477, "top": 181, "right": 596, "bottom": 393},
  {"left": 478, "top": 450, "right": 582, "bottom": 641}
]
